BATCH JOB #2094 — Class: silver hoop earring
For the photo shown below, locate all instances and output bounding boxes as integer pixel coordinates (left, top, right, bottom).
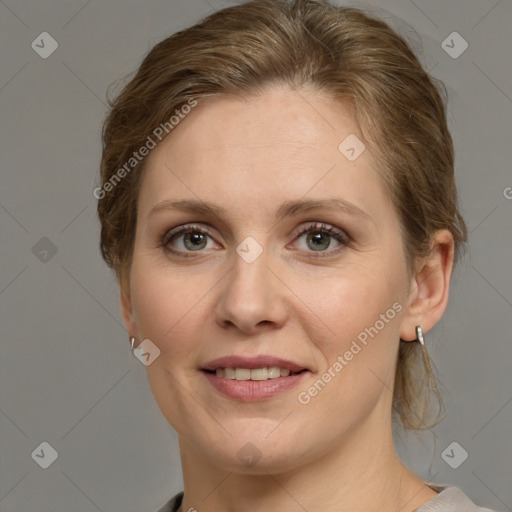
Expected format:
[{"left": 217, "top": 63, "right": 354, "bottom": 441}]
[
  {"left": 415, "top": 325, "right": 425, "bottom": 346},
  {"left": 130, "top": 336, "right": 136, "bottom": 352}
]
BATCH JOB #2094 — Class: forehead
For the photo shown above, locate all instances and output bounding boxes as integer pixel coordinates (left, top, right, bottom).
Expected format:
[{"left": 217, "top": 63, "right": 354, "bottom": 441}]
[
  {"left": 137, "top": 85, "right": 392, "bottom": 224},
  {"left": 152, "top": 85, "right": 362, "bottom": 167}
]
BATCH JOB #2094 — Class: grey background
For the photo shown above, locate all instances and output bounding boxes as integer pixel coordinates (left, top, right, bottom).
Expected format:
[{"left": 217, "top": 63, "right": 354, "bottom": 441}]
[{"left": 1, "top": 0, "right": 511, "bottom": 511}]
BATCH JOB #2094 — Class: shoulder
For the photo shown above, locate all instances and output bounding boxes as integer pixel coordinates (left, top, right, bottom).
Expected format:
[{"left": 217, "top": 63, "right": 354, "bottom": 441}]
[
  {"left": 155, "top": 486, "right": 499, "bottom": 512},
  {"left": 416, "top": 483, "right": 500, "bottom": 512},
  {"left": 155, "top": 490, "right": 183, "bottom": 512}
]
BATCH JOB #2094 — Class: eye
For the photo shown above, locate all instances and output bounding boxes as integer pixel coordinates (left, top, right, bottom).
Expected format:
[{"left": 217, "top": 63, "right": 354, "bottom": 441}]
[
  {"left": 161, "top": 224, "right": 218, "bottom": 257},
  {"left": 291, "top": 222, "right": 349, "bottom": 257},
  {"left": 160, "top": 222, "right": 350, "bottom": 258}
]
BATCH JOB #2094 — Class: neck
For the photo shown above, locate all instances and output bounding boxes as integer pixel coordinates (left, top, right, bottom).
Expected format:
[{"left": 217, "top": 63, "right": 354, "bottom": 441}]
[{"left": 176, "top": 407, "right": 436, "bottom": 512}]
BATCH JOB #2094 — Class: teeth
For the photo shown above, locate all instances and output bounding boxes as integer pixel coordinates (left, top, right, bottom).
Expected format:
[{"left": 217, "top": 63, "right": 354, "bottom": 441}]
[
  {"left": 214, "top": 367, "right": 297, "bottom": 380},
  {"left": 249, "top": 368, "right": 268, "bottom": 381},
  {"left": 268, "top": 367, "right": 281, "bottom": 379},
  {"left": 235, "top": 368, "right": 251, "bottom": 380}
]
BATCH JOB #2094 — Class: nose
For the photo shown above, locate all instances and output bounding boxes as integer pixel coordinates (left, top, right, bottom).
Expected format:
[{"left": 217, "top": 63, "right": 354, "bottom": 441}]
[{"left": 214, "top": 247, "right": 289, "bottom": 334}]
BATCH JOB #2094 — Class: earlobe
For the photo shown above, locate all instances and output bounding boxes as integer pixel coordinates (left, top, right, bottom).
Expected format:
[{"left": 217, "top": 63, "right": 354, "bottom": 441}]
[
  {"left": 399, "top": 229, "right": 455, "bottom": 342},
  {"left": 120, "top": 285, "right": 138, "bottom": 337}
]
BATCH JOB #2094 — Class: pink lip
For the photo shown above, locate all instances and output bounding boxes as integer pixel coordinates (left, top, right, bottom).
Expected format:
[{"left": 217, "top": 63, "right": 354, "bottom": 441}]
[
  {"left": 202, "top": 370, "right": 309, "bottom": 402},
  {"left": 201, "top": 355, "right": 308, "bottom": 373}
]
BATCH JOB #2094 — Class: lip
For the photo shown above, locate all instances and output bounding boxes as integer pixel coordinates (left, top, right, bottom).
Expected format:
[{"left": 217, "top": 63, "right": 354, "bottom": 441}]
[
  {"left": 200, "top": 355, "right": 310, "bottom": 402},
  {"left": 201, "top": 355, "right": 308, "bottom": 373},
  {"left": 202, "top": 370, "right": 309, "bottom": 402}
]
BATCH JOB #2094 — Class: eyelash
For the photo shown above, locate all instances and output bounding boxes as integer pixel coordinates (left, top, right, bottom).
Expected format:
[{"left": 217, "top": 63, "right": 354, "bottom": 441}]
[{"left": 159, "top": 222, "right": 350, "bottom": 259}]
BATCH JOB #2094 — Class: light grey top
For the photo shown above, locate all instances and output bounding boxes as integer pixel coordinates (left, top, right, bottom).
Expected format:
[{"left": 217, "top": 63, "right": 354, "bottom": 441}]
[{"left": 155, "top": 483, "right": 500, "bottom": 511}]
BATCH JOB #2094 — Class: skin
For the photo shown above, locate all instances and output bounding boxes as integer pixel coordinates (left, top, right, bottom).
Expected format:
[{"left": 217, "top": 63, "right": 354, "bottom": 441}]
[{"left": 120, "top": 83, "right": 454, "bottom": 512}]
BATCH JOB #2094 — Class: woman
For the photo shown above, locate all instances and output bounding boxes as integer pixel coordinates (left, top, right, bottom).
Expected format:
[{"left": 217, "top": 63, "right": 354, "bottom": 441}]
[{"left": 96, "top": 1, "right": 498, "bottom": 511}]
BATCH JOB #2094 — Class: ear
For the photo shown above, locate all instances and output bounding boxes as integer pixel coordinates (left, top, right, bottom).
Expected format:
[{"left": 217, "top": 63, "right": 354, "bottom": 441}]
[
  {"left": 120, "top": 283, "right": 138, "bottom": 339},
  {"left": 399, "top": 229, "right": 455, "bottom": 342}
]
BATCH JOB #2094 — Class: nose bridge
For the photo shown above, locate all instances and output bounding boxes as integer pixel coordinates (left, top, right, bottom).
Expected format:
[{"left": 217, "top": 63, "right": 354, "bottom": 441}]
[
  {"left": 215, "top": 238, "right": 287, "bottom": 332},
  {"left": 228, "top": 240, "right": 271, "bottom": 307}
]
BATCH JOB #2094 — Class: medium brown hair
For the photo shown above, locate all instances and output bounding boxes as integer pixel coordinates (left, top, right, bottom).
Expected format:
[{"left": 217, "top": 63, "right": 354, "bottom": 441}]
[{"left": 97, "top": 0, "right": 468, "bottom": 431}]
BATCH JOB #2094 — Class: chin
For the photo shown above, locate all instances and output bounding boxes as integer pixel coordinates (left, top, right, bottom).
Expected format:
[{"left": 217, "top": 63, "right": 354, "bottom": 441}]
[
  {"left": 210, "top": 449, "right": 308, "bottom": 475},
  {"left": 195, "top": 430, "right": 316, "bottom": 475}
]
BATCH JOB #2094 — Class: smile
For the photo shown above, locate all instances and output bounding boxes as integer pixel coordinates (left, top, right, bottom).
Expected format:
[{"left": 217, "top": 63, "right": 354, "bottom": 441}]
[
  {"left": 202, "top": 368, "right": 309, "bottom": 402},
  {"left": 211, "top": 367, "right": 303, "bottom": 380}
]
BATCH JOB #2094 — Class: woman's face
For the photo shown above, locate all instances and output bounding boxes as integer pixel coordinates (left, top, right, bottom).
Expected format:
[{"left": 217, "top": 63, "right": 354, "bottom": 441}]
[{"left": 123, "top": 85, "right": 416, "bottom": 473}]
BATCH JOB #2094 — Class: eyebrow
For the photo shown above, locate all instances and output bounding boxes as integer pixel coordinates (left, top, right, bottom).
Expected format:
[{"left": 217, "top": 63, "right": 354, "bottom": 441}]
[{"left": 147, "top": 197, "right": 373, "bottom": 224}]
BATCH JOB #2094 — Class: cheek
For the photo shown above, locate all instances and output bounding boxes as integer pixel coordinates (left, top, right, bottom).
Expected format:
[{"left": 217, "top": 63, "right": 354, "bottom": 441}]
[
  {"left": 129, "top": 258, "right": 204, "bottom": 357},
  {"left": 295, "top": 274, "right": 401, "bottom": 425},
  {"left": 299, "top": 266, "right": 393, "bottom": 340},
  {"left": 298, "top": 263, "right": 402, "bottom": 386}
]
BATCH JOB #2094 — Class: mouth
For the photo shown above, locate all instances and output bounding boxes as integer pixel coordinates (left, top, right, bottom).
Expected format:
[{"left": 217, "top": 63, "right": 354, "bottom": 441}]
[
  {"left": 202, "top": 367, "right": 308, "bottom": 381},
  {"left": 200, "top": 355, "right": 311, "bottom": 402},
  {"left": 201, "top": 354, "right": 309, "bottom": 374}
]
